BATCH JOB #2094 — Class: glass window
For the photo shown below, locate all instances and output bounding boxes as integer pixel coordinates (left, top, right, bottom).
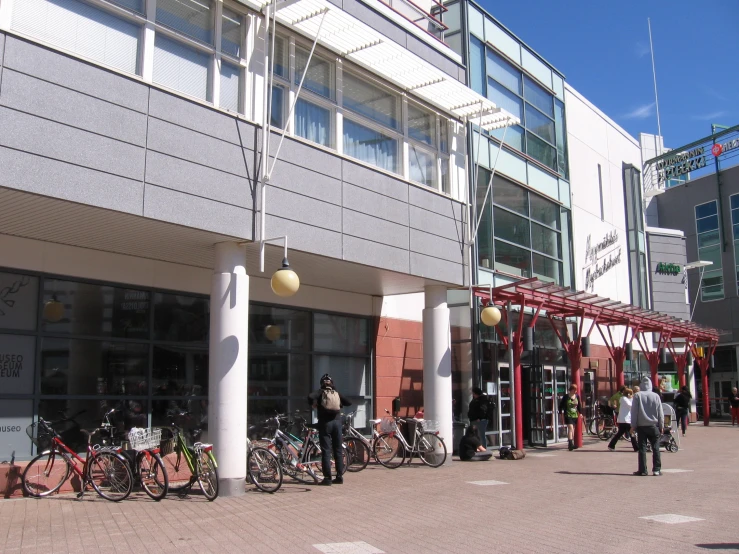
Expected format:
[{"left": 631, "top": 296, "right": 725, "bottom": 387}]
[
  {"left": 492, "top": 176, "right": 528, "bottom": 215},
  {"left": 343, "top": 72, "right": 398, "bottom": 130},
  {"left": 42, "top": 280, "right": 150, "bottom": 339},
  {"left": 469, "top": 36, "right": 485, "bottom": 95},
  {"left": 700, "top": 244, "right": 722, "bottom": 268},
  {"left": 477, "top": 170, "right": 493, "bottom": 269},
  {"left": 526, "top": 133, "right": 556, "bottom": 170},
  {"left": 153, "top": 292, "right": 209, "bottom": 343},
  {"left": 40, "top": 338, "right": 149, "bottom": 396},
  {"left": 554, "top": 99, "right": 568, "bottom": 177},
  {"left": 249, "top": 305, "right": 311, "bottom": 350},
  {"left": 313, "top": 313, "right": 369, "bottom": 355},
  {"left": 525, "top": 104, "right": 555, "bottom": 144},
  {"left": 409, "top": 145, "right": 436, "bottom": 188},
  {"left": 343, "top": 119, "right": 398, "bottom": 173},
  {"left": 272, "top": 35, "right": 288, "bottom": 79},
  {"left": 443, "top": 2, "right": 460, "bottom": 33},
  {"left": 270, "top": 85, "right": 285, "bottom": 128},
  {"left": 108, "top": 0, "right": 144, "bottom": 13},
  {"left": 314, "top": 355, "right": 367, "bottom": 396},
  {"left": 153, "top": 345, "right": 208, "bottom": 396},
  {"left": 696, "top": 215, "right": 719, "bottom": 234},
  {"left": 530, "top": 194, "right": 560, "bottom": 229},
  {"left": 295, "top": 98, "right": 332, "bottom": 147},
  {"left": 487, "top": 78, "right": 522, "bottom": 119},
  {"left": 408, "top": 104, "right": 434, "bottom": 146},
  {"left": 698, "top": 229, "right": 720, "bottom": 248},
  {"left": 702, "top": 271, "right": 724, "bottom": 301},
  {"left": 523, "top": 76, "right": 553, "bottom": 117},
  {"left": 532, "top": 254, "right": 561, "bottom": 284},
  {"left": 439, "top": 117, "right": 449, "bottom": 153},
  {"left": 440, "top": 158, "right": 450, "bottom": 194},
  {"left": 695, "top": 200, "right": 723, "bottom": 300},
  {"left": 295, "top": 47, "right": 332, "bottom": 99},
  {"left": 153, "top": 35, "right": 210, "bottom": 101},
  {"left": 156, "top": 0, "right": 214, "bottom": 45},
  {"left": 221, "top": 7, "right": 242, "bottom": 58},
  {"left": 490, "top": 125, "right": 524, "bottom": 152},
  {"left": 0, "top": 272, "right": 38, "bottom": 331},
  {"left": 494, "top": 207, "right": 530, "bottom": 248},
  {"left": 696, "top": 202, "right": 718, "bottom": 219},
  {"left": 0, "top": 334, "right": 35, "bottom": 394},
  {"left": 445, "top": 33, "right": 462, "bottom": 56},
  {"left": 494, "top": 240, "right": 531, "bottom": 278},
  {"left": 486, "top": 49, "right": 521, "bottom": 94},
  {"left": 531, "top": 222, "right": 561, "bottom": 257},
  {"left": 220, "top": 62, "right": 240, "bottom": 112}
]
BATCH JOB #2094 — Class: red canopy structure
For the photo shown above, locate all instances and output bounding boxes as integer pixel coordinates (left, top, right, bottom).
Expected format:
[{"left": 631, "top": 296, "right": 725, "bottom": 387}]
[{"left": 473, "top": 278, "right": 719, "bottom": 449}]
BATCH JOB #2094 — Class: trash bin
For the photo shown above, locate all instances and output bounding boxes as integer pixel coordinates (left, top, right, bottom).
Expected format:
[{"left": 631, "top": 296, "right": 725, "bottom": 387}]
[{"left": 452, "top": 421, "right": 467, "bottom": 455}]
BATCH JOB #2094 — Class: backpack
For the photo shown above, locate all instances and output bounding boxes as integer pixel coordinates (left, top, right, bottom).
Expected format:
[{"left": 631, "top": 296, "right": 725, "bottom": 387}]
[
  {"left": 499, "top": 446, "right": 526, "bottom": 460},
  {"left": 320, "top": 389, "right": 341, "bottom": 412}
]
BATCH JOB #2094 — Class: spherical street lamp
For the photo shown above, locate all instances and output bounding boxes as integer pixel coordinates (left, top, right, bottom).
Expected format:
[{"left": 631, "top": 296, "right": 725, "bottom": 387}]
[
  {"left": 43, "top": 296, "right": 64, "bottom": 323},
  {"left": 480, "top": 305, "right": 501, "bottom": 327},
  {"left": 271, "top": 258, "right": 300, "bottom": 297}
]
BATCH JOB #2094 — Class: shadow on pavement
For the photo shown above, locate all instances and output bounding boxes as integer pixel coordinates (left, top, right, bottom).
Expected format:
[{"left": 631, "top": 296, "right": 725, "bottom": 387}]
[
  {"left": 555, "top": 471, "right": 634, "bottom": 477},
  {"left": 695, "top": 545, "right": 739, "bottom": 550}
]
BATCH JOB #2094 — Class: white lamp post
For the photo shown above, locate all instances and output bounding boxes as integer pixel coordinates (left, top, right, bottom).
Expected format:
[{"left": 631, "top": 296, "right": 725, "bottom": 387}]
[{"left": 684, "top": 260, "right": 713, "bottom": 321}]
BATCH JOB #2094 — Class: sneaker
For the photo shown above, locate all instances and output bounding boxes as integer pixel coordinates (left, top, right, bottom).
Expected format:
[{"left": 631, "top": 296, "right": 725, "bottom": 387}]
[
  {"left": 653, "top": 471, "right": 661, "bottom": 476},
  {"left": 632, "top": 471, "right": 648, "bottom": 476},
  {"left": 319, "top": 479, "right": 332, "bottom": 486},
  {"left": 332, "top": 478, "right": 343, "bottom": 485},
  {"left": 608, "top": 447, "right": 615, "bottom": 452}
]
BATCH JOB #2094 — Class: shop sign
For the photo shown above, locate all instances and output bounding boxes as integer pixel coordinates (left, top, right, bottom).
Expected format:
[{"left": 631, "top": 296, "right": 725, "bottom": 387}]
[
  {"left": 656, "top": 147, "right": 706, "bottom": 184},
  {"left": 712, "top": 139, "right": 739, "bottom": 157},
  {"left": 0, "top": 335, "right": 36, "bottom": 394},
  {"left": 583, "top": 230, "right": 622, "bottom": 291},
  {"left": 656, "top": 262, "right": 682, "bottom": 276}
]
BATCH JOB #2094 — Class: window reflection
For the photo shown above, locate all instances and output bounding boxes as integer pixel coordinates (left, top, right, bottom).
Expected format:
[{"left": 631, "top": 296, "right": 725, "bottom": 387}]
[
  {"left": 153, "top": 293, "right": 209, "bottom": 343},
  {"left": 152, "top": 345, "right": 208, "bottom": 397},
  {"left": 313, "top": 313, "right": 368, "bottom": 354}
]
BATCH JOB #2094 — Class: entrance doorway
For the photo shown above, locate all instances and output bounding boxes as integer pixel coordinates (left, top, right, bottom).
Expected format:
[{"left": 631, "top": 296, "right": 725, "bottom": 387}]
[{"left": 525, "top": 359, "right": 569, "bottom": 446}]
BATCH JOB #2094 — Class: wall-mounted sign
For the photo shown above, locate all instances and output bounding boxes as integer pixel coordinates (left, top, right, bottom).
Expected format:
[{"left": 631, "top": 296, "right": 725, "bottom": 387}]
[
  {"left": 0, "top": 334, "right": 36, "bottom": 394},
  {"left": 583, "top": 230, "right": 622, "bottom": 291},
  {"left": 657, "top": 147, "right": 706, "bottom": 184},
  {"left": 656, "top": 262, "right": 682, "bottom": 276},
  {"left": 712, "top": 139, "right": 739, "bottom": 157}
]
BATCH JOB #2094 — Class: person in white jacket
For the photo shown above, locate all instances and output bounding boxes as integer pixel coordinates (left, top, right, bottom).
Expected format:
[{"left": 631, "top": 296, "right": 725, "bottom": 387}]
[{"left": 607, "top": 388, "right": 638, "bottom": 451}]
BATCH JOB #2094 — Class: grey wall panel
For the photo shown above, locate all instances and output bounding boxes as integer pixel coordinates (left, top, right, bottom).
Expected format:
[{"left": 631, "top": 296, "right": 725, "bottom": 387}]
[
  {"left": 410, "top": 252, "right": 465, "bottom": 285},
  {"left": 3, "top": 37, "right": 148, "bottom": 113},
  {"left": 341, "top": 160, "right": 408, "bottom": 202},
  {"left": 343, "top": 209, "right": 409, "bottom": 250},
  {"left": 0, "top": 33, "right": 5, "bottom": 71},
  {"left": 147, "top": 118, "right": 246, "bottom": 177},
  {"left": 144, "top": 184, "right": 251, "bottom": 238},
  {"left": 270, "top": 134, "right": 342, "bottom": 180},
  {"left": 237, "top": 120, "right": 259, "bottom": 153},
  {"left": 268, "top": 158, "right": 342, "bottom": 206},
  {"left": 266, "top": 215, "right": 342, "bottom": 259},
  {"left": 265, "top": 186, "right": 342, "bottom": 232},
  {"left": 148, "top": 89, "right": 240, "bottom": 145},
  {"left": 0, "top": 69, "right": 147, "bottom": 146},
  {"left": 648, "top": 243, "right": 686, "bottom": 257},
  {"left": 406, "top": 35, "right": 460, "bottom": 81},
  {"left": 343, "top": 235, "right": 410, "bottom": 274},
  {"left": 0, "top": 106, "right": 144, "bottom": 181},
  {"left": 343, "top": 183, "right": 409, "bottom": 226},
  {"left": 145, "top": 151, "right": 254, "bottom": 208},
  {"left": 341, "top": 0, "right": 407, "bottom": 47},
  {"left": 409, "top": 205, "right": 464, "bottom": 241},
  {"left": 0, "top": 147, "right": 143, "bottom": 214},
  {"left": 408, "top": 185, "right": 464, "bottom": 221},
  {"left": 410, "top": 229, "right": 463, "bottom": 264}
]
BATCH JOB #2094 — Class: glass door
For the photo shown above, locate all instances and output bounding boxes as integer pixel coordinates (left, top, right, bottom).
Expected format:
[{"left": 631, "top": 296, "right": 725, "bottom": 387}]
[
  {"left": 529, "top": 365, "right": 547, "bottom": 446},
  {"left": 554, "top": 367, "right": 569, "bottom": 443},
  {"left": 543, "top": 366, "right": 555, "bottom": 442},
  {"left": 499, "top": 363, "right": 512, "bottom": 447}
]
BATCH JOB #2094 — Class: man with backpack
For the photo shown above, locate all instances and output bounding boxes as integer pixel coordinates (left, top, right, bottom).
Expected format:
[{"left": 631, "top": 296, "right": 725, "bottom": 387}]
[
  {"left": 308, "top": 374, "right": 352, "bottom": 485},
  {"left": 468, "top": 387, "right": 494, "bottom": 449}
]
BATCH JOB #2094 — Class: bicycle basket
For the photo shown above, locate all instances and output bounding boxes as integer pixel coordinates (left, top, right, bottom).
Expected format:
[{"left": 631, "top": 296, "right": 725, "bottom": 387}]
[
  {"left": 26, "top": 423, "right": 53, "bottom": 451},
  {"left": 128, "top": 427, "right": 162, "bottom": 451},
  {"left": 379, "top": 417, "right": 397, "bottom": 433},
  {"left": 419, "top": 419, "right": 440, "bottom": 433}
]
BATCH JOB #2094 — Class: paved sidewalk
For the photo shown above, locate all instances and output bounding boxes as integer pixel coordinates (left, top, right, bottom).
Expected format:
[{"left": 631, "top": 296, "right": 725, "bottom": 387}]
[{"left": 2, "top": 423, "right": 737, "bottom": 553}]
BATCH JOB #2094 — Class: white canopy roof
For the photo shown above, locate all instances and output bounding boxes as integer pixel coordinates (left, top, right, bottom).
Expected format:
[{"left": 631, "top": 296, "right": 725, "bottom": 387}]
[{"left": 248, "top": 0, "right": 519, "bottom": 130}]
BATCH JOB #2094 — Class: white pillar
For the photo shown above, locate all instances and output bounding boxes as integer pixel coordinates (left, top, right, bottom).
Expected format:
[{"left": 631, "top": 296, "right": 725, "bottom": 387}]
[
  {"left": 208, "top": 242, "right": 249, "bottom": 496},
  {"left": 423, "top": 285, "right": 452, "bottom": 463},
  {"left": 688, "top": 356, "right": 698, "bottom": 419}
]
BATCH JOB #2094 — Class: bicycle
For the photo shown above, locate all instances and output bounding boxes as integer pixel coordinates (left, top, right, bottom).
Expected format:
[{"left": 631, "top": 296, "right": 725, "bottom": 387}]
[
  {"left": 372, "top": 410, "right": 447, "bottom": 468},
  {"left": 341, "top": 411, "right": 378, "bottom": 470},
  {"left": 246, "top": 438, "right": 283, "bottom": 493},
  {"left": 22, "top": 412, "right": 134, "bottom": 501},
  {"left": 158, "top": 411, "right": 219, "bottom": 501}
]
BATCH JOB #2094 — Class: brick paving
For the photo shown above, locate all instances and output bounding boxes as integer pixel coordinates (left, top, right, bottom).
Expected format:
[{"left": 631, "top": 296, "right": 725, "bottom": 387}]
[{"left": 2, "top": 423, "right": 738, "bottom": 553}]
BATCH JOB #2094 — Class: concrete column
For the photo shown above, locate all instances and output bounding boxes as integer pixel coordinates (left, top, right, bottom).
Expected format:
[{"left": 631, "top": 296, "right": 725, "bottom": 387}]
[
  {"left": 688, "top": 357, "right": 698, "bottom": 421},
  {"left": 422, "top": 285, "right": 452, "bottom": 462},
  {"left": 208, "top": 242, "right": 249, "bottom": 496}
]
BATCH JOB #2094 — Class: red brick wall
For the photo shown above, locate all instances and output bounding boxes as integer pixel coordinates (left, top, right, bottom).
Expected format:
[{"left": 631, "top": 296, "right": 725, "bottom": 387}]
[{"left": 374, "top": 316, "right": 423, "bottom": 418}]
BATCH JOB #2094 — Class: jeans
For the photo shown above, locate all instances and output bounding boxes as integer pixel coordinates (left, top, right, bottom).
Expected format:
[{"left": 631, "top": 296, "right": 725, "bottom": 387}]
[
  {"left": 462, "top": 451, "right": 492, "bottom": 462},
  {"left": 676, "top": 410, "right": 688, "bottom": 434},
  {"left": 472, "top": 419, "right": 488, "bottom": 448},
  {"left": 318, "top": 419, "right": 344, "bottom": 480},
  {"left": 608, "top": 422, "right": 638, "bottom": 451},
  {"left": 636, "top": 425, "right": 661, "bottom": 474}
]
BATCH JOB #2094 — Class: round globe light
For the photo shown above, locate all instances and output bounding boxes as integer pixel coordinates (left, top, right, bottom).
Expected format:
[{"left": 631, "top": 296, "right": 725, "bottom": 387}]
[
  {"left": 264, "top": 325, "right": 281, "bottom": 342},
  {"left": 271, "top": 258, "right": 300, "bottom": 297},
  {"left": 43, "top": 297, "right": 64, "bottom": 323},
  {"left": 480, "top": 305, "right": 501, "bottom": 327}
]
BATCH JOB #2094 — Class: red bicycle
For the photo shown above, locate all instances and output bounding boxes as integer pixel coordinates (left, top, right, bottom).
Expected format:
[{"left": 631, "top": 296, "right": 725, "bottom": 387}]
[{"left": 22, "top": 413, "right": 134, "bottom": 501}]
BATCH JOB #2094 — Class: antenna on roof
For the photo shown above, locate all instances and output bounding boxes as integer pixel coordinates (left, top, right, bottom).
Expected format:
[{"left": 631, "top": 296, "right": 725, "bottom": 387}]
[{"left": 648, "top": 17, "right": 663, "bottom": 154}]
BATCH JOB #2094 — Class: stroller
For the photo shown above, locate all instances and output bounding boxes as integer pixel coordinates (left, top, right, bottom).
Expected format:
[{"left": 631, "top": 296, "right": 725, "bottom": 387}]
[{"left": 646, "top": 415, "right": 678, "bottom": 453}]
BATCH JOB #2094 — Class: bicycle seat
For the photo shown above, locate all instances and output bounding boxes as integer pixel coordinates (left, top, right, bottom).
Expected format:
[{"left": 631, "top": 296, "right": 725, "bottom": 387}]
[{"left": 369, "top": 419, "right": 381, "bottom": 425}]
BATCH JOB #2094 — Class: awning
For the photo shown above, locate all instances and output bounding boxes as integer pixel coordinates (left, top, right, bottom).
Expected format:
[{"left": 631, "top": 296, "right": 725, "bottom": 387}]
[{"left": 246, "top": 0, "right": 519, "bottom": 131}]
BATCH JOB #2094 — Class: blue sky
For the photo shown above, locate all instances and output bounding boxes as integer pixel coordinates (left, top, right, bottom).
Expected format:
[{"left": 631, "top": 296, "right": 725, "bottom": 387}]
[{"left": 477, "top": 0, "right": 738, "bottom": 149}]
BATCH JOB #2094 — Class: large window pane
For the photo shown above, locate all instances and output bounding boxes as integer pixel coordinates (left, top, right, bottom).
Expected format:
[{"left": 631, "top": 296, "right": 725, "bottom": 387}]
[
  {"left": 270, "top": 85, "right": 284, "bottom": 128},
  {"left": 523, "top": 76, "right": 553, "bottom": 117},
  {"left": 408, "top": 104, "right": 434, "bottom": 145},
  {"left": 486, "top": 49, "right": 521, "bottom": 94},
  {"left": 469, "top": 35, "right": 485, "bottom": 95},
  {"left": 249, "top": 305, "right": 311, "bottom": 350},
  {"left": 492, "top": 176, "right": 528, "bottom": 215},
  {"left": 0, "top": 272, "right": 38, "bottom": 331},
  {"left": 271, "top": 35, "right": 288, "bottom": 78},
  {"left": 156, "top": 0, "right": 213, "bottom": 45},
  {"left": 314, "top": 313, "right": 368, "bottom": 355},
  {"left": 295, "top": 47, "right": 332, "bottom": 99},
  {"left": 441, "top": 157, "right": 450, "bottom": 194},
  {"left": 701, "top": 271, "right": 724, "bottom": 301},
  {"left": 153, "top": 293, "right": 209, "bottom": 343},
  {"left": 554, "top": 99, "right": 568, "bottom": 178},
  {"left": 152, "top": 398, "right": 207, "bottom": 438},
  {"left": 343, "top": 119, "right": 397, "bottom": 173},
  {"left": 221, "top": 7, "right": 241, "bottom": 58},
  {"left": 477, "top": 170, "right": 493, "bottom": 269},
  {"left": 532, "top": 254, "right": 561, "bottom": 284},
  {"left": 526, "top": 133, "right": 557, "bottom": 170},
  {"left": 153, "top": 345, "right": 208, "bottom": 396},
  {"left": 525, "top": 104, "right": 555, "bottom": 144},
  {"left": 247, "top": 353, "right": 310, "bottom": 422},
  {"left": 295, "top": 98, "right": 331, "bottom": 147},
  {"left": 42, "top": 280, "right": 150, "bottom": 339},
  {"left": 220, "top": 61, "right": 240, "bottom": 112},
  {"left": 490, "top": 125, "right": 524, "bottom": 152},
  {"left": 696, "top": 201, "right": 718, "bottom": 219},
  {"left": 153, "top": 35, "right": 210, "bottom": 101},
  {"left": 494, "top": 240, "right": 531, "bottom": 278},
  {"left": 40, "top": 338, "right": 148, "bottom": 396},
  {"left": 530, "top": 194, "right": 561, "bottom": 229},
  {"left": 699, "top": 244, "right": 722, "bottom": 268},
  {"left": 531, "top": 222, "right": 561, "bottom": 257},
  {"left": 314, "top": 355, "right": 367, "bottom": 396},
  {"left": 108, "top": 0, "right": 144, "bottom": 14},
  {"left": 487, "top": 78, "right": 522, "bottom": 119},
  {"left": 494, "top": 207, "right": 530, "bottom": 248},
  {"left": 409, "top": 145, "right": 436, "bottom": 188},
  {"left": 343, "top": 72, "right": 398, "bottom": 130},
  {"left": 696, "top": 215, "right": 719, "bottom": 234}
]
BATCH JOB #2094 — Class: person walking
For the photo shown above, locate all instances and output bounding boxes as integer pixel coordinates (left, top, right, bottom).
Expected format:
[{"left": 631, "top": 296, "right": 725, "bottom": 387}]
[
  {"left": 468, "top": 387, "right": 492, "bottom": 449},
  {"left": 458, "top": 425, "right": 493, "bottom": 461},
  {"left": 630, "top": 376, "right": 664, "bottom": 476},
  {"left": 607, "top": 388, "right": 638, "bottom": 452},
  {"left": 673, "top": 385, "right": 691, "bottom": 436},
  {"left": 308, "top": 374, "right": 352, "bottom": 486},
  {"left": 728, "top": 387, "right": 739, "bottom": 425},
  {"left": 558, "top": 385, "right": 581, "bottom": 451}
]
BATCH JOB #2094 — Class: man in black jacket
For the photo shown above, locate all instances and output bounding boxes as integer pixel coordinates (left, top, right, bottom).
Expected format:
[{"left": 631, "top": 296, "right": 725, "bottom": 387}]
[
  {"left": 308, "top": 374, "right": 352, "bottom": 485},
  {"left": 468, "top": 387, "right": 492, "bottom": 448}
]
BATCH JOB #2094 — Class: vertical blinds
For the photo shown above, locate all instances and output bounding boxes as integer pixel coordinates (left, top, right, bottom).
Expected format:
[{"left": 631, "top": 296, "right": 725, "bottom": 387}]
[{"left": 153, "top": 35, "right": 209, "bottom": 101}]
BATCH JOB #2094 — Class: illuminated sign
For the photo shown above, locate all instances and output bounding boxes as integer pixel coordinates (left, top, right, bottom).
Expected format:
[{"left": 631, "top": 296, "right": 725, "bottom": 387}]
[
  {"left": 656, "top": 262, "right": 682, "bottom": 276},
  {"left": 712, "top": 139, "right": 739, "bottom": 157},
  {"left": 657, "top": 147, "right": 706, "bottom": 184}
]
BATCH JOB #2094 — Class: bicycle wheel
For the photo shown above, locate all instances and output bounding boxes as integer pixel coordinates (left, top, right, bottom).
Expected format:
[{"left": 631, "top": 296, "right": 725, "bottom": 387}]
[
  {"left": 248, "top": 447, "right": 283, "bottom": 493},
  {"left": 307, "top": 444, "right": 348, "bottom": 480},
  {"left": 22, "top": 451, "right": 70, "bottom": 497},
  {"left": 373, "top": 433, "right": 405, "bottom": 469},
  {"left": 196, "top": 450, "right": 218, "bottom": 501},
  {"left": 417, "top": 433, "right": 447, "bottom": 468},
  {"left": 138, "top": 451, "right": 169, "bottom": 501},
  {"left": 344, "top": 437, "right": 370, "bottom": 472},
  {"left": 160, "top": 447, "right": 191, "bottom": 491},
  {"left": 668, "top": 439, "right": 678, "bottom": 453},
  {"left": 597, "top": 417, "right": 614, "bottom": 440},
  {"left": 87, "top": 451, "right": 133, "bottom": 502}
]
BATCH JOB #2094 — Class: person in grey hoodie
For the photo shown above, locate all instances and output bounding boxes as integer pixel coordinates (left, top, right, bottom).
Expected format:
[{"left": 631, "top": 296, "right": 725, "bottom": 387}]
[{"left": 630, "top": 376, "right": 664, "bottom": 476}]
